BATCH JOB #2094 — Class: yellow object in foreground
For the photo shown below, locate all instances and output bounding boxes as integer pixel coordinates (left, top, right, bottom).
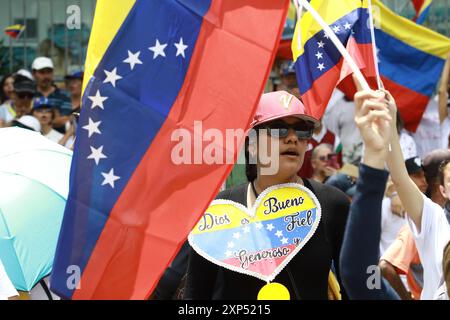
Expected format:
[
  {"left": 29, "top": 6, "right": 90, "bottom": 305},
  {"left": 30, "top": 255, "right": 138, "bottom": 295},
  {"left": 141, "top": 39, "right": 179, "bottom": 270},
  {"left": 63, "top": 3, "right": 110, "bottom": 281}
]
[{"left": 257, "top": 282, "right": 290, "bottom": 300}]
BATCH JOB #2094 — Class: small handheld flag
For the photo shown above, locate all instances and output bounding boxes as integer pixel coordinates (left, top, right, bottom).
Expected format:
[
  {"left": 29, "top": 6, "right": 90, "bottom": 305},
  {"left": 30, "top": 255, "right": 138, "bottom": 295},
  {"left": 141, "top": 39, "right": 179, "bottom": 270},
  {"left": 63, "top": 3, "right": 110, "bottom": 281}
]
[{"left": 4, "top": 24, "right": 25, "bottom": 39}]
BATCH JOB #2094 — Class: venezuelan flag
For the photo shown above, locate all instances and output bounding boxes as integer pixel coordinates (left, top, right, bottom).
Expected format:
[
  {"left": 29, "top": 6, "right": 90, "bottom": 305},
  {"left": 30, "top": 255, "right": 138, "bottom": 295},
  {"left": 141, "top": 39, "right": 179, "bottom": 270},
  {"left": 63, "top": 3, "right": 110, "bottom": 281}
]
[
  {"left": 412, "top": 0, "right": 433, "bottom": 24},
  {"left": 4, "top": 24, "right": 25, "bottom": 39},
  {"left": 373, "top": 0, "right": 450, "bottom": 131},
  {"left": 292, "top": 0, "right": 376, "bottom": 119},
  {"left": 51, "top": 0, "right": 289, "bottom": 300}
]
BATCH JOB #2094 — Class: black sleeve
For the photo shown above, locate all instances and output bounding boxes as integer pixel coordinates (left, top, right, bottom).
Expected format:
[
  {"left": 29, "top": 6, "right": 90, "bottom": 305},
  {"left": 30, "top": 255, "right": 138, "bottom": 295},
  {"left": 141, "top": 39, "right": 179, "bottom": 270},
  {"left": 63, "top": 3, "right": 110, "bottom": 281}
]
[
  {"left": 339, "top": 164, "right": 399, "bottom": 300},
  {"left": 184, "top": 246, "right": 219, "bottom": 299},
  {"left": 153, "top": 242, "right": 190, "bottom": 299},
  {"left": 324, "top": 183, "right": 351, "bottom": 299}
]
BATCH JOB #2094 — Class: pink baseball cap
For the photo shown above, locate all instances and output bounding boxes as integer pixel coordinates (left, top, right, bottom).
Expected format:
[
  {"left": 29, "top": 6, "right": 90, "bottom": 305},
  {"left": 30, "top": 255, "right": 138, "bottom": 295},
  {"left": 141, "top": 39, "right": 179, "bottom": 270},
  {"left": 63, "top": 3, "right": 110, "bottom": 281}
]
[{"left": 251, "top": 91, "right": 320, "bottom": 128}]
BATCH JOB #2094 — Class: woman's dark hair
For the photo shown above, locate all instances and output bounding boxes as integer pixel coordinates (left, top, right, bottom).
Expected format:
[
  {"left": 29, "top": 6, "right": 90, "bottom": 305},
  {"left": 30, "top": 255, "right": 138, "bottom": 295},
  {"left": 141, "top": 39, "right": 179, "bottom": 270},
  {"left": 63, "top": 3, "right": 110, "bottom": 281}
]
[{"left": 0, "top": 73, "right": 14, "bottom": 104}]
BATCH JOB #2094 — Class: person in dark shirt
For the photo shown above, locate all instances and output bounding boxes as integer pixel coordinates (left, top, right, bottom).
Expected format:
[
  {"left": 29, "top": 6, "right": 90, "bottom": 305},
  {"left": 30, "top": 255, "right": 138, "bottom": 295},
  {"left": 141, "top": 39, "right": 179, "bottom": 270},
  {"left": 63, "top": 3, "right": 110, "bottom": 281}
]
[
  {"left": 184, "top": 91, "right": 350, "bottom": 300},
  {"left": 339, "top": 90, "right": 399, "bottom": 299},
  {"left": 32, "top": 57, "right": 72, "bottom": 133}
]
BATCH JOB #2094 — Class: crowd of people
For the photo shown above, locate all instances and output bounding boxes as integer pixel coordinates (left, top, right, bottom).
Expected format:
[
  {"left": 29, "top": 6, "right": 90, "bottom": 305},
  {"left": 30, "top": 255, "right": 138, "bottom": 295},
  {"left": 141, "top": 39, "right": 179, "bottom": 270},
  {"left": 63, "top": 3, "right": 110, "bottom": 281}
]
[
  {"left": 0, "top": 56, "right": 81, "bottom": 149},
  {"left": 1, "top": 54, "right": 450, "bottom": 300},
  {"left": 153, "top": 58, "right": 450, "bottom": 301}
]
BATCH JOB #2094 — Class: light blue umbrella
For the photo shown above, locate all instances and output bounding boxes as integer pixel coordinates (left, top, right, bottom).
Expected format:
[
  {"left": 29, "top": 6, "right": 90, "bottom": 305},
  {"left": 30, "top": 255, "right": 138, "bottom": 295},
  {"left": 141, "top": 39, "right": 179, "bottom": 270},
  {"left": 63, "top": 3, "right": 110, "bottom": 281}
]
[{"left": 0, "top": 127, "right": 72, "bottom": 291}]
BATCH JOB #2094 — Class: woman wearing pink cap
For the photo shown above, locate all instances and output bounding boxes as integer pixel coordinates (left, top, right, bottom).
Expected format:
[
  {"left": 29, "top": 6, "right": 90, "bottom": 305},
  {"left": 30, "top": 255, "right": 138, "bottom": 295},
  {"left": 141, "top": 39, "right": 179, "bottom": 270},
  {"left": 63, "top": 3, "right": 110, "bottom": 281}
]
[{"left": 185, "top": 91, "right": 350, "bottom": 300}]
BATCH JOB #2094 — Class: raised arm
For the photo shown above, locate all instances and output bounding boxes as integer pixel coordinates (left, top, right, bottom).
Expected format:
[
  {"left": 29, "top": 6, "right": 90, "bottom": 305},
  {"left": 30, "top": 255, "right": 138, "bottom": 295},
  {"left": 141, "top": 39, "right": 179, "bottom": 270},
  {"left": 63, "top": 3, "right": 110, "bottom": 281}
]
[
  {"left": 340, "top": 89, "right": 398, "bottom": 299},
  {"left": 383, "top": 91, "right": 424, "bottom": 230}
]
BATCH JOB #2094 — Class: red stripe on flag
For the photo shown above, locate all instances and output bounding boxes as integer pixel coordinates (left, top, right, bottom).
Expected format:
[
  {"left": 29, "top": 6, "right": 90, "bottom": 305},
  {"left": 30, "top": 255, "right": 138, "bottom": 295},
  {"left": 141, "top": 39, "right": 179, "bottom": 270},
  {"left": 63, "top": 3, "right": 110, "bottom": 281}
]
[
  {"left": 72, "top": 0, "right": 289, "bottom": 300},
  {"left": 381, "top": 76, "right": 429, "bottom": 132},
  {"left": 302, "top": 61, "right": 343, "bottom": 120}
]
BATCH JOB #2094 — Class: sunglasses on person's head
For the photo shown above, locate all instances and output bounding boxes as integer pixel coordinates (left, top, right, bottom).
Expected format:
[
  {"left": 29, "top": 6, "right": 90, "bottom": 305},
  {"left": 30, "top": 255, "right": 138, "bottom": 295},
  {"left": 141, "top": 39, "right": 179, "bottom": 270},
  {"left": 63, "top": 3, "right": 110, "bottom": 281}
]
[
  {"left": 16, "top": 92, "right": 34, "bottom": 99},
  {"left": 319, "top": 153, "right": 337, "bottom": 162},
  {"left": 261, "top": 119, "right": 314, "bottom": 140}
]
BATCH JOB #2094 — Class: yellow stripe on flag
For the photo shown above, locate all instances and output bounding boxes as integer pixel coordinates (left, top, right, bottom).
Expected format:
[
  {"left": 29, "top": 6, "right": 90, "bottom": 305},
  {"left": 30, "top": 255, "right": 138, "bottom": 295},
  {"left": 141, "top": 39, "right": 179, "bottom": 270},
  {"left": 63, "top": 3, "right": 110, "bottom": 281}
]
[
  {"left": 372, "top": 0, "right": 450, "bottom": 59},
  {"left": 82, "top": 0, "right": 136, "bottom": 96}
]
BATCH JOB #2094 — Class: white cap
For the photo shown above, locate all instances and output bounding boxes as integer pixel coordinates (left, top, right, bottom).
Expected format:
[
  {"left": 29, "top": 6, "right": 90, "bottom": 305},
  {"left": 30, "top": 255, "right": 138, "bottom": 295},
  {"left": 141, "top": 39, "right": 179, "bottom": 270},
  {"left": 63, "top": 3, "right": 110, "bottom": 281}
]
[
  {"left": 16, "top": 69, "right": 34, "bottom": 80},
  {"left": 15, "top": 115, "right": 41, "bottom": 132},
  {"left": 31, "top": 57, "right": 54, "bottom": 71}
]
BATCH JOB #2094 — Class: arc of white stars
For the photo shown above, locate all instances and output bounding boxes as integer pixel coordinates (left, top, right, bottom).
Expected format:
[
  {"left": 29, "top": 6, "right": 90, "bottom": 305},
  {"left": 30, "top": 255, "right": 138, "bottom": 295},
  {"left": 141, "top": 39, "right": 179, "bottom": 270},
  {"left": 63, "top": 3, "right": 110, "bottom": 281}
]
[
  {"left": 317, "top": 63, "right": 325, "bottom": 71},
  {"left": 317, "top": 41, "right": 325, "bottom": 48},
  {"left": 315, "top": 51, "right": 323, "bottom": 60},
  {"left": 103, "top": 67, "right": 122, "bottom": 87}
]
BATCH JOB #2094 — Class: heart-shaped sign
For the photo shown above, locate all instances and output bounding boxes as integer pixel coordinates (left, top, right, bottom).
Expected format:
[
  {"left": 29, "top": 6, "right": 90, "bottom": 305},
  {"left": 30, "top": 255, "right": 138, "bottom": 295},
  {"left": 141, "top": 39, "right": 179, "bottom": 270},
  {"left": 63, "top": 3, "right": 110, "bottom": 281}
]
[{"left": 188, "top": 183, "right": 321, "bottom": 282}]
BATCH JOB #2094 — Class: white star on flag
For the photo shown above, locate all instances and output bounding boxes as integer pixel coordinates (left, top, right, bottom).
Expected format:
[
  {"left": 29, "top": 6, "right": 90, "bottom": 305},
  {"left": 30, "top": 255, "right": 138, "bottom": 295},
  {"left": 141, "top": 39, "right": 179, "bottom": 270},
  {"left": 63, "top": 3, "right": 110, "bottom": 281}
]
[
  {"left": 233, "top": 232, "right": 241, "bottom": 240},
  {"left": 87, "top": 145, "right": 107, "bottom": 165},
  {"left": 101, "top": 168, "right": 120, "bottom": 188},
  {"left": 332, "top": 25, "right": 341, "bottom": 33},
  {"left": 123, "top": 50, "right": 142, "bottom": 70},
  {"left": 266, "top": 224, "right": 274, "bottom": 231},
  {"left": 275, "top": 230, "right": 283, "bottom": 238},
  {"left": 225, "top": 250, "right": 233, "bottom": 258},
  {"left": 243, "top": 226, "right": 251, "bottom": 233},
  {"left": 317, "top": 63, "right": 325, "bottom": 71},
  {"left": 82, "top": 118, "right": 101, "bottom": 137},
  {"left": 174, "top": 37, "right": 188, "bottom": 58},
  {"left": 88, "top": 90, "right": 108, "bottom": 110},
  {"left": 103, "top": 67, "right": 122, "bottom": 87},
  {"left": 323, "top": 32, "right": 330, "bottom": 39},
  {"left": 255, "top": 222, "right": 263, "bottom": 230},
  {"left": 318, "top": 41, "right": 325, "bottom": 48},
  {"left": 149, "top": 39, "right": 167, "bottom": 59},
  {"left": 344, "top": 22, "right": 352, "bottom": 30},
  {"left": 227, "top": 241, "right": 235, "bottom": 249},
  {"left": 315, "top": 51, "right": 323, "bottom": 59},
  {"left": 281, "top": 237, "right": 289, "bottom": 245}
]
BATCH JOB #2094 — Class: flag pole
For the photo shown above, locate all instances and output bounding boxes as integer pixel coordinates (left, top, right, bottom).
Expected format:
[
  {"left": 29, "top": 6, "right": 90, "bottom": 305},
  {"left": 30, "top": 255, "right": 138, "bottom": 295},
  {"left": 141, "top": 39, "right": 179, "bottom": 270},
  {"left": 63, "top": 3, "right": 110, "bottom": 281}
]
[
  {"left": 368, "top": 0, "right": 383, "bottom": 89},
  {"left": 297, "top": 0, "right": 370, "bottom": 90}
]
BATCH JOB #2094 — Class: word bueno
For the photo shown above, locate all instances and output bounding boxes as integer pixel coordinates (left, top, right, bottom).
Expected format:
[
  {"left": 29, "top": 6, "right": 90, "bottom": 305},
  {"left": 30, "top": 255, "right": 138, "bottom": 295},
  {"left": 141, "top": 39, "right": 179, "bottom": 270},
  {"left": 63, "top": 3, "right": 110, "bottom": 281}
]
[{"left": 262, "top": 196, "right": 305, "bottom": 215}]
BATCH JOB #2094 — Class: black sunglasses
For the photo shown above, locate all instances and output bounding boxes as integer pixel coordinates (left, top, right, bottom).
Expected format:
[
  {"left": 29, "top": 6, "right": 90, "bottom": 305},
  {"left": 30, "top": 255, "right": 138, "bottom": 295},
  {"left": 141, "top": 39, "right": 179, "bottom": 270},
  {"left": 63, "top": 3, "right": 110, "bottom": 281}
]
[{"left": 261, "top": 120, "right": 314, "bottom": 140}]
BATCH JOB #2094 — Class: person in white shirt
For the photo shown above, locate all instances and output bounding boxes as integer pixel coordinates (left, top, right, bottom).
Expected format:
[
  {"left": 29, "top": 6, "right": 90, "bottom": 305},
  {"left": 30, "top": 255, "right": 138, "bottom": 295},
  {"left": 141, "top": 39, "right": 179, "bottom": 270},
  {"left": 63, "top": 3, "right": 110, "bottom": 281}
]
[
  {"left": 357, "top": 89, "right": 450, "bottom": 300},
  {"left": 380, "top": 157, "right": 428, "bottom": 256},
  {"left": 31, "top": 96, "right": 63, "bottom": 144},
  {"left": 0, "top": 259, "right": 18, "bottom": 300}
]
